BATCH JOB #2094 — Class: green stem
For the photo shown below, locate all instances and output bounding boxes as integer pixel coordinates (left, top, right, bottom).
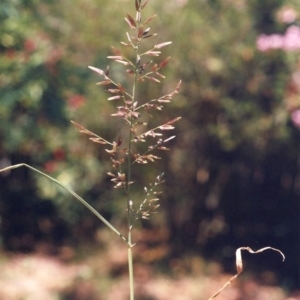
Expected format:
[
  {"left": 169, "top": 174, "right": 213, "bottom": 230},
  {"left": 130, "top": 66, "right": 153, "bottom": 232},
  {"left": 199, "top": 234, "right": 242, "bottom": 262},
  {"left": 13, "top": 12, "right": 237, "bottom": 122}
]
[
  {"left": 126, "top": 12, "right": 144, "bottom": 299},
  {"left": 127, "top": 44, "right": 138, "bottom": 300},
  {"left": 128, "top": 230, "right": 134, "bottom": 300}
]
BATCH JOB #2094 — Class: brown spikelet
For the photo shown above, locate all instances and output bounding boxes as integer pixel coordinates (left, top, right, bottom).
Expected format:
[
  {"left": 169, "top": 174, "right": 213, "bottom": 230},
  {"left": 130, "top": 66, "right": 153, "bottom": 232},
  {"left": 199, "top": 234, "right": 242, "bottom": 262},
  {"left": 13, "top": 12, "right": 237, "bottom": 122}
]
[
  {"left": 159, "top": 56, "right": 171, "bottom": 69},
  {"left": 146, "top": 76, "right": 160, "bottom": 83},
  {"left": 96, "top": 80, "right": 111, "bottom": 85},
  {"left": 135, "top": 0, "right": 140, "bottom": 11},
  {"left": 125, "top": 14, "right": 136, "bottom": 29},
  {"left": 141, "top": 0, "right": 149, "bottom": 10},
  {"left": 144, "top": 14, "right": 157, "bottom": 25},
  {"left": 155, "top": 41, "right": 172, "bottom": 49},
  {"left": 88, "top": 66, "right": 104, "bottom": 75},
  {"left": 166, "top": 117, "right": 182, "bottom": 125},
  {"left": 111, "top": 46, "right": 122, "bottom": 55},
  {"left": 138, "top": 25, "right": 144, "bottom": 39}
]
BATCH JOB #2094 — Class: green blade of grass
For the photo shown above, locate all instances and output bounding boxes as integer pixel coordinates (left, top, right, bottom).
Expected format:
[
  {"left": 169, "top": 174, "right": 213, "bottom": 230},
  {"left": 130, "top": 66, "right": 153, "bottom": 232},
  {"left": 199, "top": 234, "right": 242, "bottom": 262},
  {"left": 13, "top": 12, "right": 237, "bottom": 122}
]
[{"left": 0, "top": 163, "right": 129, "bottom": 245}]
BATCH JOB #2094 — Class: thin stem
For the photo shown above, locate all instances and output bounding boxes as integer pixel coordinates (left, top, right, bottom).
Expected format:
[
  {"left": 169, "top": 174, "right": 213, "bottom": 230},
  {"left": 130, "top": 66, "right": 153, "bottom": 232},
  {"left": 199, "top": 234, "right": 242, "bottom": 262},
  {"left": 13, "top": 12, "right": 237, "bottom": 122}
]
[
  {"left": 127, "top": 72, "right": 136, "bottom": 300},
  {"left": 126, "top": 10, "right": 144, "bottom": 300},
  {"left": 128, "top": 231, "right": 134, "bottom": 300}
]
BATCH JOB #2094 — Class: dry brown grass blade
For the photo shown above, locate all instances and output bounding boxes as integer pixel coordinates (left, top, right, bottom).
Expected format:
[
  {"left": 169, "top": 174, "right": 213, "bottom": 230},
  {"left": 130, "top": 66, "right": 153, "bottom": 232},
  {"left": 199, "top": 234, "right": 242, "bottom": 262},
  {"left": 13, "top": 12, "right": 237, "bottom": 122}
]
[{"left": 208, "top": 246, "right": 285, "bottom": 300}]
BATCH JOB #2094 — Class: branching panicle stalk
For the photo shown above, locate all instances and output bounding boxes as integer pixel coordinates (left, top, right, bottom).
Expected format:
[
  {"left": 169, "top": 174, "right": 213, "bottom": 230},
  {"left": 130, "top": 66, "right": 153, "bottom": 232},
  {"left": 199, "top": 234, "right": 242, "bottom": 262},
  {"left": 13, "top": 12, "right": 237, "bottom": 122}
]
[{"left": 126, "top": 8, "right": 143, "bottom": 299}]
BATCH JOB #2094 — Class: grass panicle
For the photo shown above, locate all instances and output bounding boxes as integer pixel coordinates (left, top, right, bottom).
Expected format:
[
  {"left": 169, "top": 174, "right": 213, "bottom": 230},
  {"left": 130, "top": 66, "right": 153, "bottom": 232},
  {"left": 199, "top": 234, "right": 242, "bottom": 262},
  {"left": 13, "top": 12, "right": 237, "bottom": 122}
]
[{"left": 0, "top": 1, "right": 181, "bottom": 299}]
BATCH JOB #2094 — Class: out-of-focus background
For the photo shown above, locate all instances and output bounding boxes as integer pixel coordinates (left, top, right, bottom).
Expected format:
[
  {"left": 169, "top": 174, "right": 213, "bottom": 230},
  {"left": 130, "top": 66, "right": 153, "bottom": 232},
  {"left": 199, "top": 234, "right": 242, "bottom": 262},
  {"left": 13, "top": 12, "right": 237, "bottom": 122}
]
[{"left": 0, "top": 0, "right": 299, "bottom": 299}]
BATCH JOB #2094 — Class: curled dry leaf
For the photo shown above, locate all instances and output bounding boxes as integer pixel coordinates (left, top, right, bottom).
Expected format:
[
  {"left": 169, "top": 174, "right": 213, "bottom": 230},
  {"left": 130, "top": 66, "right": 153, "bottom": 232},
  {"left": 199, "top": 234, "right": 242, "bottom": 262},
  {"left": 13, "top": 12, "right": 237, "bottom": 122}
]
[{"left": 208, "top": 246, "right": 285, "bottom": 300}]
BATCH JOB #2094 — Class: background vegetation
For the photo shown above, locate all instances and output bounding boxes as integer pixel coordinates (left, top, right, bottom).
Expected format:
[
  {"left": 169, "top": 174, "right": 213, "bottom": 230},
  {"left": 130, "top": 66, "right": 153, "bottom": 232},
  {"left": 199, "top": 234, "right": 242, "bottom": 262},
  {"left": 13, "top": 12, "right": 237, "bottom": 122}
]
[{"left": 0, "top": 0, "right": 299, "bottom": 297}]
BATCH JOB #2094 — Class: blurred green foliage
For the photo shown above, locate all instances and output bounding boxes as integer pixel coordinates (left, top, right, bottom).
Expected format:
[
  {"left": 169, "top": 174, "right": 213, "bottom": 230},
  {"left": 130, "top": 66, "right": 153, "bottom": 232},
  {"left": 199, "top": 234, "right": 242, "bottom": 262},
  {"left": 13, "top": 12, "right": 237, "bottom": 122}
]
[{"left": 0, "top": 0, "right": 299, "bottom": 289}]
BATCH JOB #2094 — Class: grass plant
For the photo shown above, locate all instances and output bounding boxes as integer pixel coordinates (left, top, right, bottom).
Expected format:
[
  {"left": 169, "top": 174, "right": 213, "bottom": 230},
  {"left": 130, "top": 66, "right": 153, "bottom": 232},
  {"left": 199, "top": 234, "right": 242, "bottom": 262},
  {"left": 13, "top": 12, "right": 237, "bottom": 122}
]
[
  {"left": 1, "top": 1, "right": 181, "bottom": 299},
  {"left": 0, "top": 0, "right": 285, "bottom": 299}
]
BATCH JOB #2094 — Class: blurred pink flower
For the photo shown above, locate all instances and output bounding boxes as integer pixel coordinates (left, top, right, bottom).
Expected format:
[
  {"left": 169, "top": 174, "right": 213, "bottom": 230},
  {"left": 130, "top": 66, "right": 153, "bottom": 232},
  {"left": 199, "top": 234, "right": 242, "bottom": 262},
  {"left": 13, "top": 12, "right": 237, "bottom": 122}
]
[
  {"left": 24, "top": 39, "right": 36, "bottom": 52},
  {"left": 257, "top": 26, "right": 300, "bottom": 52},
  {"left": 256, "top": 34, "right": 283, "bottom": 51},
  {"left": 291, "top": 109, "right": 300, "bottom": 127},
  {"left": 277, "top": 7, "right": 298, "bottom": 24},
  {"left": 67, "top": 94, "right": 85, "bottom": 109},
  {"left": 283, "top": 25, "right": 300, "bottom": 51}
]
